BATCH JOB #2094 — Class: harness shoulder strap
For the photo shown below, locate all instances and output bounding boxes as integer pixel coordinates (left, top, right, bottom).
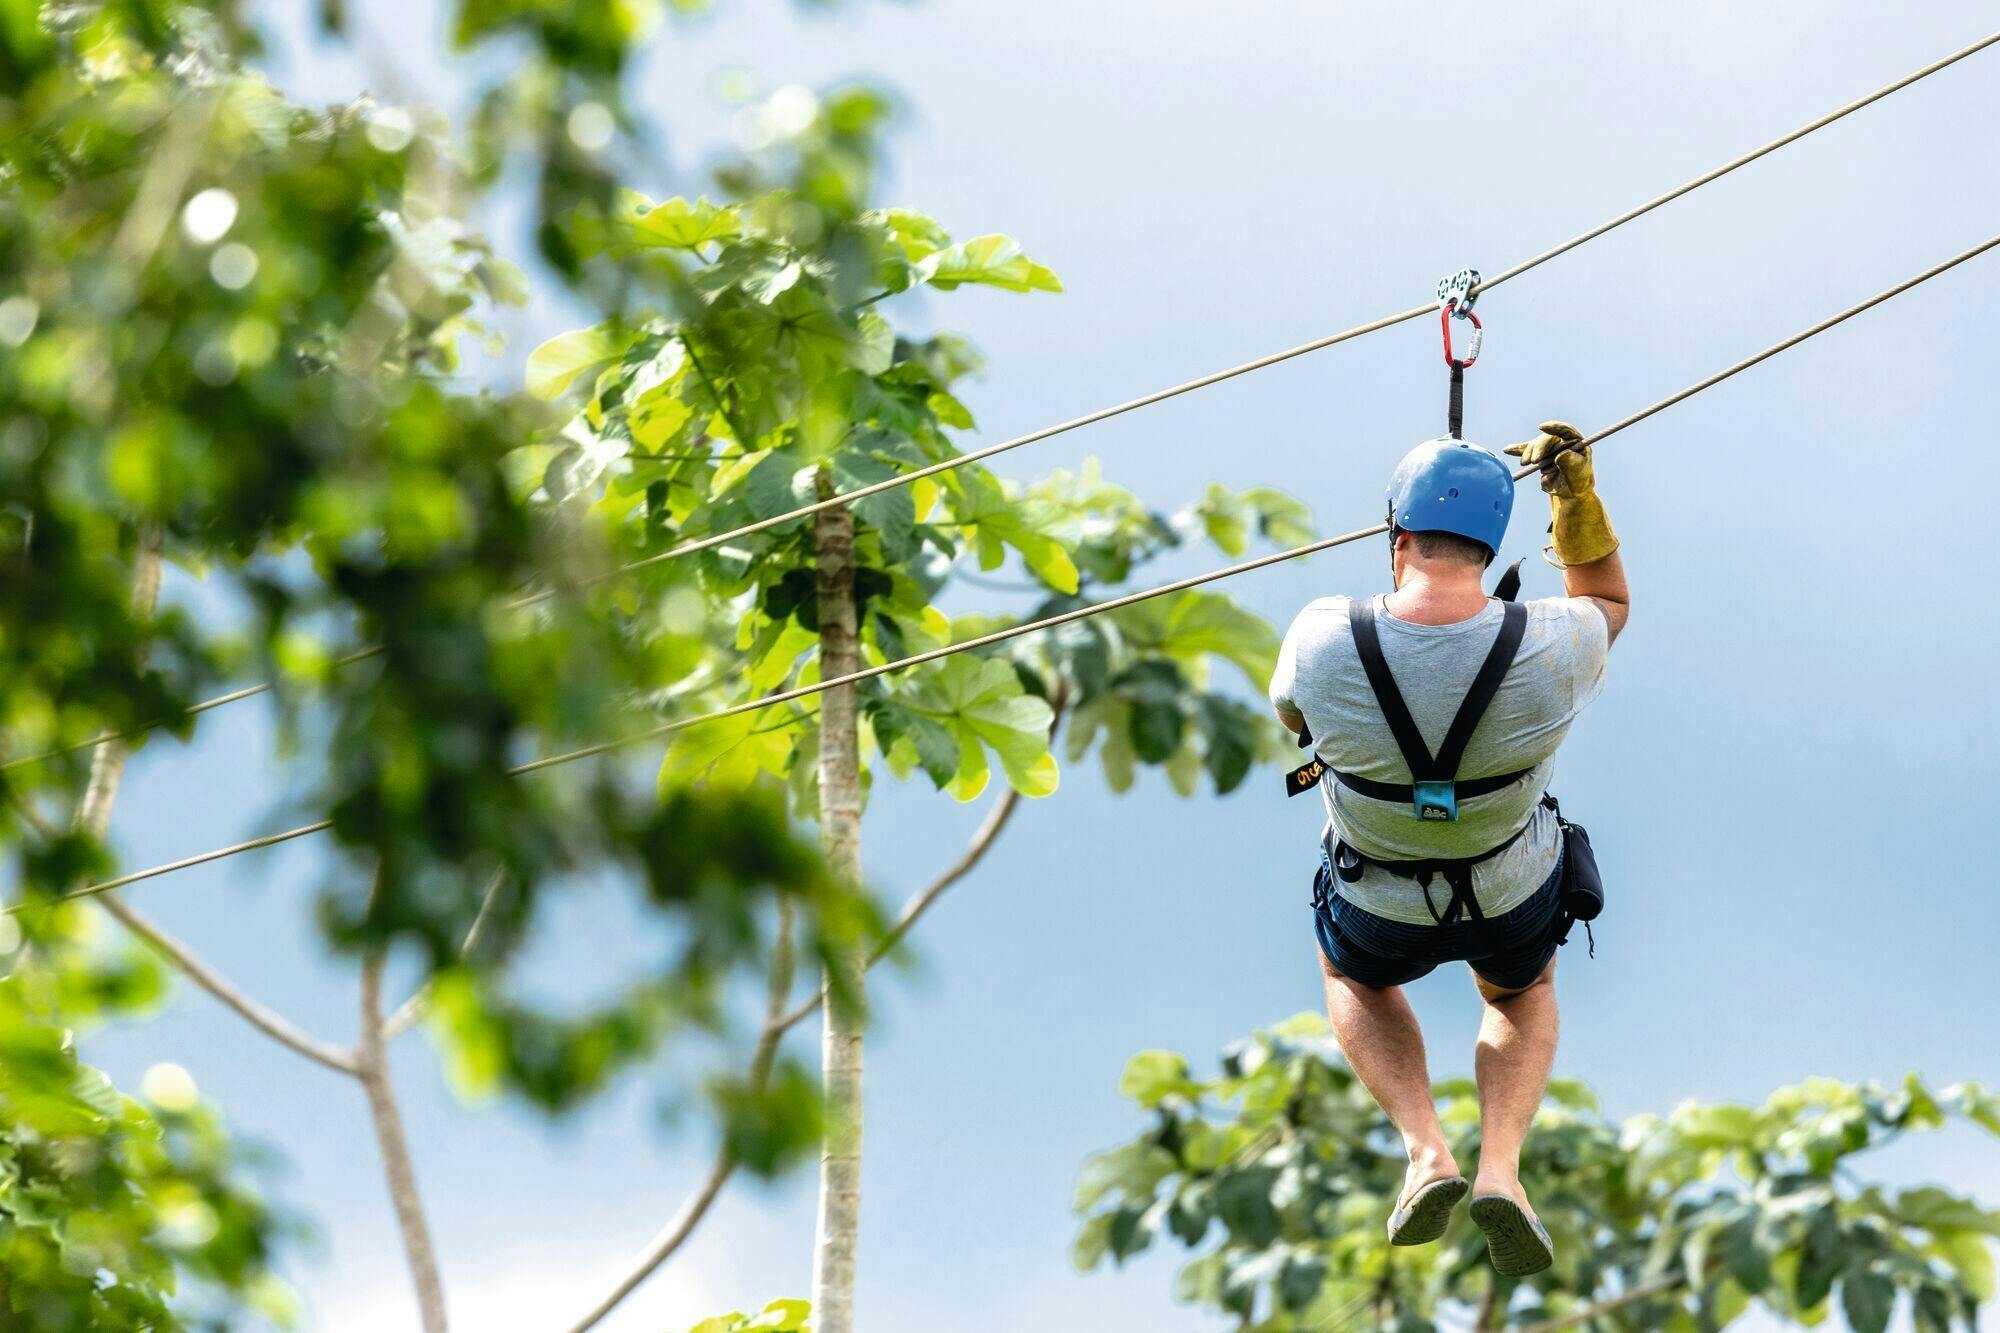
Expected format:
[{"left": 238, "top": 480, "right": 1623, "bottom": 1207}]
[
  {"left": 1433, "top": 600, "right": 1528, "bottom": 778},
  {"left": 1346, "top": 597, "right": 1438, "bottom": 780},
  {"left": 1346, "top": 598, "right": 1528, "bottom": 782}
]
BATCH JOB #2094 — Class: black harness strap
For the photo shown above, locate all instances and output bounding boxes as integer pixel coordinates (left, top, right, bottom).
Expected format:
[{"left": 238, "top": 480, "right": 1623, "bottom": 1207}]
[
  {"left": 1332, "top": 768, "right": 1531, "bottom": 804},
  {"left": 1334, "top": 598, "right": 1531, "bottom": 806},
  {"left": 1328, "top": 598, "right": 1532, "bottom": 944},
  {"left": 1281, "top": 568, "right": 1523, "bottom": 799},
  {"left": 1346, "top": 600, "right": 1440, "bottom": 784}
]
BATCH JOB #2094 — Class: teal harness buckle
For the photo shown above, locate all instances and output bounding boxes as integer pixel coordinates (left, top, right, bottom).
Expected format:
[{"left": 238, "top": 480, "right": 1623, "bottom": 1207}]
[{"left": 1413, "top": 780, "right": 1459, "bottom": 822}]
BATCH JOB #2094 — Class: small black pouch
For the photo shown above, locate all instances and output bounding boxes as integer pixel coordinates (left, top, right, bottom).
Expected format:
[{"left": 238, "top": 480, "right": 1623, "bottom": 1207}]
[
  {"left": 1553, "top": 816, "right": 1604, "bottom": 954},
  {"left": 1558, "top": 820, "right": 1603, "bottom": 922}
]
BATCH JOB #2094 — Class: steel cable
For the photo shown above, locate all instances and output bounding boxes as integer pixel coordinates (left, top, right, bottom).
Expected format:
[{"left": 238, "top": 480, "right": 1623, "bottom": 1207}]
[
  {"left": 31, "top": 232, "right": 1995, "bottom": 908},
  {"left": 6, "top": 27, "right": 1993, "bottom": 778}
]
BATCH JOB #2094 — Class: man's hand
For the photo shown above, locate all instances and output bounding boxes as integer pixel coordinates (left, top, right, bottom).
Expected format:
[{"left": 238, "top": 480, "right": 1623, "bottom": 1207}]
[
  {"left": 1508, "top": 418, "right": 1629, "bottom": 646},
  {"left": 1505, "top": 419, "right": 1618, "bottom": 567},
  {"left": 1505, "top": 420, "right": 1594, "bottom": 499}
]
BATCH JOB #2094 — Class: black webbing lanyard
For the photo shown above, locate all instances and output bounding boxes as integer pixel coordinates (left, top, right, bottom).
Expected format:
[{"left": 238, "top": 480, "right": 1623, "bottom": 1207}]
[{"left": 1441, "top": 301, "right": 1481, "bottom": 439}]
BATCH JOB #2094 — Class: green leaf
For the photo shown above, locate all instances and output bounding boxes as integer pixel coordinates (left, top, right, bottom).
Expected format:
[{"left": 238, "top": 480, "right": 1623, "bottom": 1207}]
[
  {"left": 746, "top": 1298, "right": 811, "bottom": 1332},
  {"left": 1118, "top": 1051, "right": 1192, "bottom": 1108},
  {"left": 1197, "top": 695, "right": 1256, "bottom": 795},
  {"left": 865, "top": 207, "right": 951, "bottom": 261},
  {"left": 1938, "top": 1230, "right": 1996, "bottom": 1300},
  {"left": 600, "top": 193, "right": 743, "bottom": 253},
  {"left": 1244, "top": 487, "right": 1316, "bottom": 546},
  {"left": 526, "top": 325, "right": 639, "bottom": 400},
  {"left": 1214, "top": 1168, "right": 1282, "bottom": 1248},
  {"left": 1128, "top": 695, "right": 1184, "bottom": 764},
  {"left": 1075, "top": 1141, "right": 1176, "bottom": 1212},
  {"left": 1839, "top": 1269, "right": 1894, "bottom": 1333},
  {"left": 1912, "top": 1284, "right": 1953, "bottom": 1333},
  {"left": 1072, "top": 1214, "right": 1113, "bottom": 1271},
  {"left": 904, "top": 656, "right": 1058, "bottom": 799},
  {"left": 659, "top": 711, "right": 794, "bottom": 792},
  {"left": 919, "top": 234, "right": 1062, "bottom": 294},
  {"left": 1674, "top": 1102, "right": 1763, "bottom": 1151},
  {"left": 1112, "top": 591, "right": 1279, "bottom": 690},
  {"left": 1723, "top": 1215, "right": 1772, "bottom": 1294},
  {"left": 742, "top": 454, "right": 815, "bottom": 520},
  {"left": 1891, "top": 1186, "right": 2000, "bottom": 1236},
  {"left": 1795, "top": 1208, "right": 1842, "bottom": 1311},
  {"left": 1947, "top": 1082, "right": 2000, "bottom": 1138},
  {"left": 1277, "top": 1254, "right": 1326, "bottom": 1311}
]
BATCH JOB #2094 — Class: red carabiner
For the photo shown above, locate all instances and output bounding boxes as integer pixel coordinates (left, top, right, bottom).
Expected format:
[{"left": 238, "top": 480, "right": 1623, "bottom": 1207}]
[{"left": 1441, "top": 301, "right": 1483, "bottom": 369}]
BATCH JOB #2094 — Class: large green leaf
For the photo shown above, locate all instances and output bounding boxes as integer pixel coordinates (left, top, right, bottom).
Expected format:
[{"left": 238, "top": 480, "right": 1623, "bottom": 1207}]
[
  {"left": 919, "top": 234, "right": 1062, "bottom": 293},
  {"left": 1112, "top": 591, "right": 1279, "bottom": 689},
  {"left": 903, "top": 656, "right": 1057, "bottom": 800},
  {"left": 659, "top": 711, "right": 795, "bottom": 792},
  {"left": 589, "top": 192, "right": 744, "bottom": 256},
  {"left": 526, "top": 324, "right": 640, "bottom": 400}
]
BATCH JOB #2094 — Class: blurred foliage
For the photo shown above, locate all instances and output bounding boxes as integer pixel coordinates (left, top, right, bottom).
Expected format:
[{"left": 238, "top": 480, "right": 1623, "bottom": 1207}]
[
  {"left": 3, "top": 0, "right": 1311, "bottom": 1324},
  {"left": 1078, "top": 1016, "right": 2000, "bottom": 1331},
  {"left": 0, "top": 971, "right": 294, "bottom": 1331}
]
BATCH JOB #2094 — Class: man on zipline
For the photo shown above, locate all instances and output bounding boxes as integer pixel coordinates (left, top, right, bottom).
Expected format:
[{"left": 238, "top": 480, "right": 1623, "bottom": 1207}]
[{"left": 1268, "top": 422, "right": 1627, "bottom": 1276}]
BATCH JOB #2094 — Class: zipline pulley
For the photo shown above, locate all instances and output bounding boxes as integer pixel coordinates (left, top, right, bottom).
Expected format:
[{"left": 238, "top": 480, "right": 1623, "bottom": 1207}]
[{"left": 1437, "top": 267, "right": 1484, "bottom": 439}]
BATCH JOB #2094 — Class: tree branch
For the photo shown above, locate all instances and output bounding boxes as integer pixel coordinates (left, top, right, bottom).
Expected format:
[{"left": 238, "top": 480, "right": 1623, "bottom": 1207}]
[
  {"left": 775, "top": 785, "right": 1021, "bottom": 1037},
  {"left": 1516, "top": 1271, "right": 1689, "bottom": 1333},
  {"left": 357, "top": 935, "right": 450, "bottom": 1333},
  {"left": 383, "top": 869, "right": 506, "bottom": 1041},
  {"left": 561, "top": 900, "right": 799, "bottom": 1333},
  {"left": 99, "top": 895, "right": 358, "bottom": 1075}
]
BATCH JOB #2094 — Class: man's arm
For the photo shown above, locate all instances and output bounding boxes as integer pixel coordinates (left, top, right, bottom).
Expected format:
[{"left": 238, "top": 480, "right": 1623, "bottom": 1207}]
[
  {"left": 1564, "top": 549, "right": 1629, "bottom": 647},
  {"left": 1269, "top": 612, "right": 1309, "bottom": 735},
  {"left": 1506, "top": 420, "right": 1630, "bottom": 648}
]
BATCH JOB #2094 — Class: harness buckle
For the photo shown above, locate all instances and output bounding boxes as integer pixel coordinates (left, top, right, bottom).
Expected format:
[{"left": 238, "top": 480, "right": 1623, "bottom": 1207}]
[{"left": 1412, "top": 780, "right": 1459, "bottom": 822}]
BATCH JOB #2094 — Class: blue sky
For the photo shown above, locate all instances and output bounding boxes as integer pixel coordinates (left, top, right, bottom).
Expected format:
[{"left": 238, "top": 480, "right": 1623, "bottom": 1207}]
[{"left": 76, "top": 2, "right": 2000, "bottom": 1329}]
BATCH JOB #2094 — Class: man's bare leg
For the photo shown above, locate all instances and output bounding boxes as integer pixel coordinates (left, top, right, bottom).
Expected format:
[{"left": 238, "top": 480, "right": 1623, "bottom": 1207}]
[
  {"left": 1319, "top": 953, "right": 1457, "bottom": 1196},
  {"left": 1470, "top": 958, "right": 1559, "bottom": 1212}
]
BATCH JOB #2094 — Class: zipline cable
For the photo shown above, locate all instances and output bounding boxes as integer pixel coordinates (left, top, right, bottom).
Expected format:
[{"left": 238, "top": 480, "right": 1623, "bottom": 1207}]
[
  {"left": 4, "top": 26, "right": 1993, "bottom": 779},
  {"left": 33, "top": 232, "right": 1997, "bottom": 910},
  {"left": 609, "top": 26, "right": 2000, "bottom": 567}
]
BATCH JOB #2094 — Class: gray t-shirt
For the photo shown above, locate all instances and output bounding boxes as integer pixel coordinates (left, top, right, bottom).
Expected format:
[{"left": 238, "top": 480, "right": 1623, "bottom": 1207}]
[{"left": 1269, "top": 594, "right": 1609, "bottom": 924}]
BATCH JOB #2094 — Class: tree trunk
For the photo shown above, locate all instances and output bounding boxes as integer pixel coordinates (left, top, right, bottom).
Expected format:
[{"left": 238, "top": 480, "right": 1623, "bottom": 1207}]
[
  {"left": 809, "top": 495, "right": 865, "bottom": 1333},
  {"left": 357, "top": 946, "right": 450, "bottom": 1333}
]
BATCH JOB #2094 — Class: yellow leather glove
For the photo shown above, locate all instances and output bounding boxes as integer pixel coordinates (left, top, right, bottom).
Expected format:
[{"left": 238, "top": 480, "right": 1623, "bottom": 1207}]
[{"left": 1504, "top": 420, "right": 1619, "bottom": 566}]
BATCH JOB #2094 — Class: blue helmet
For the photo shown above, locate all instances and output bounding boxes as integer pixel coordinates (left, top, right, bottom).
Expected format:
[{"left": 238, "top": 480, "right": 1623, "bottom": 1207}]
[{"left": 1386, "top": 437, "right": 1514, "bottom": 558}]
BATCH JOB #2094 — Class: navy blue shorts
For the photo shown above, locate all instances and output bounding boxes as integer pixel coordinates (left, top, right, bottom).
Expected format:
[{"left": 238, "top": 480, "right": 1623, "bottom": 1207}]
[{"left": 1312, "top": 848, "right": 1564, "bottom": 992}]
